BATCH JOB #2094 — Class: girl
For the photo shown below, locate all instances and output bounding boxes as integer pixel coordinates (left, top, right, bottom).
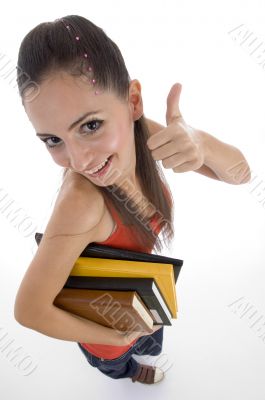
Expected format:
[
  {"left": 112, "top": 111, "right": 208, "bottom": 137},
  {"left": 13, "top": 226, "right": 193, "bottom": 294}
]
[{"left": 14, "top": 15, "right": 251, "bottom": 385}]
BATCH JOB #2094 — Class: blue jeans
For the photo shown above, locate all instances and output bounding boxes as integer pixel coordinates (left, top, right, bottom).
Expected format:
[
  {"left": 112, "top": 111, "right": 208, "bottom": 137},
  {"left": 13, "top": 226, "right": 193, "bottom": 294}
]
[{"left": 77, "top": 326, "right": 164, "bottom": 380}]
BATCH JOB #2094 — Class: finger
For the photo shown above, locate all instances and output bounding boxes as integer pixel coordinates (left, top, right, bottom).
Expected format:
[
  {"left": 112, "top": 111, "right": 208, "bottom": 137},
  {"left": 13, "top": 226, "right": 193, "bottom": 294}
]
[
  {"left": 162, "top": 152, "right": 189, "bottom": 169},
  {"left": 166, "top": 83, "right": 183, "bottom": 126},
  {"left": 146, "top": 126, "right": 175, "bottom": 151},
  {"left": 150, "top": 140, "right": 181, "bottom": 160},
  {"left": 172, "top": 159, "right": 200, "bottom": 173}
]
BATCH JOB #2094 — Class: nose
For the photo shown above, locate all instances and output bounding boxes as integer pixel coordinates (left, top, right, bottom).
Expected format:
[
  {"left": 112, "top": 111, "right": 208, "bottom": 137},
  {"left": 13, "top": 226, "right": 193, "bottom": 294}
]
[{"left": 67, "top": 142, "right": 92, "bottom": 172}]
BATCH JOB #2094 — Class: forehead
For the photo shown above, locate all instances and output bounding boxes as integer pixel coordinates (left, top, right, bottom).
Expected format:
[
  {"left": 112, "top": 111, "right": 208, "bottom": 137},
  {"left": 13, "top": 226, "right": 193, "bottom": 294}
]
[{"left": 24, "top": 71, "right": 123, "bottom": 129}]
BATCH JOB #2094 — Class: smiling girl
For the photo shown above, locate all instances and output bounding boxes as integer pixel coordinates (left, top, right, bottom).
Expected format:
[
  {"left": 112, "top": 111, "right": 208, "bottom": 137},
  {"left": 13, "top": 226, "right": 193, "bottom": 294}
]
[{"left": 14, "top": 15, "right": 251, "bottom": 385}]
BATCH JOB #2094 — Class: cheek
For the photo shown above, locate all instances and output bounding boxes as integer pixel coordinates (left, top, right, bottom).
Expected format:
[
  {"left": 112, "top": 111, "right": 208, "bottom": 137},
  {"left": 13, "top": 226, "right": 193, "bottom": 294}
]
[
  {"left": 49, "top": 152, "right": 68, "bottom": 167},
  {"left": 101, "top": 126, "right": 134, "bottom": 155}
]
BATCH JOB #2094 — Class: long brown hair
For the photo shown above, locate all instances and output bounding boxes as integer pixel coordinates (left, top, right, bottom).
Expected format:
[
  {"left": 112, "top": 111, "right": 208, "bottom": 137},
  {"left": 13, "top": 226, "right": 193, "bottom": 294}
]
[{"left": 16, "top": 15, "right": 174, "bottom": 254}]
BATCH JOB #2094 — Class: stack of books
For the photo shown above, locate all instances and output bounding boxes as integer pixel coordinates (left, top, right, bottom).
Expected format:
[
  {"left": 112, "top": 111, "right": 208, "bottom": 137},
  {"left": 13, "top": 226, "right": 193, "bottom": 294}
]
[{"left": 35, "top": 233, "right": 183, "bottom": 334}]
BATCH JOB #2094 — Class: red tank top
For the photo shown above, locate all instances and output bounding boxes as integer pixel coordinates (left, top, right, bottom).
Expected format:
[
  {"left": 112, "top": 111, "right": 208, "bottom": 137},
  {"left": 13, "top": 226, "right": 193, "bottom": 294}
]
[{"left": 79, "top": 184, "right": 170, "bottom": 359}]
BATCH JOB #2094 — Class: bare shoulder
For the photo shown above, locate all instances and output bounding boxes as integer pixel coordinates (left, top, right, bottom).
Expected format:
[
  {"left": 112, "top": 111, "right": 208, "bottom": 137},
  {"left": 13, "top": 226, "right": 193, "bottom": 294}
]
[
  {"left": 50, "top": 170, "right": 106, "bottom": 237},
  {"left": 14, "top": 170, "right": 106, "bottom": 324},
  {"left": 56, "top": 169, "right": 103, "bottom": 206}
]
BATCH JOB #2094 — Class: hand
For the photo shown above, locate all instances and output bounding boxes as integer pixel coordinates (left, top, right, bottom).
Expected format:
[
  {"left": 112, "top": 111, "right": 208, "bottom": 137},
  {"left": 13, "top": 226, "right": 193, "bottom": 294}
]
[
  {"left": 115, "top": 324, "right": 163, "bottom": 346},
  {"left": 146, "top": 83, "right": 205, "bottom": 173}
]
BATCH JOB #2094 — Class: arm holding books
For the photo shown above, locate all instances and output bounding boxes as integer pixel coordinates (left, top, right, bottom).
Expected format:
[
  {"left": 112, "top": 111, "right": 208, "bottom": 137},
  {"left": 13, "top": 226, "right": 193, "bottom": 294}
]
[
  {"left": 18, "top": 303, "right": 131, "bottom": 345},
  {"left": 14, "top": 177, "right": 122, "bottom": 345},
  {"left": 14, "top": 173, "right": 167, "bottom": 348},
  {"left": 18, "top": 303, "right": 161, "bottom": 346}
]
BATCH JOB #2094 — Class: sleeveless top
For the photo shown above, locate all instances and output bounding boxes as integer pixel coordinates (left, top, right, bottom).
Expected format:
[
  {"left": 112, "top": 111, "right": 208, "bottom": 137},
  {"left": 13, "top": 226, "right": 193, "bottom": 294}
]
[{"left": 79, "top": 184, "right": 169, "bottom": 359}]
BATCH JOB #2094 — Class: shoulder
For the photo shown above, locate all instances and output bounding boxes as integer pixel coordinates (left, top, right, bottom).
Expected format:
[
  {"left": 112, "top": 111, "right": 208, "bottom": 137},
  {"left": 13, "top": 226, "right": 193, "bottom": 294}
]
[
  {"left": 58, "top": 169, "right": 103, "bottom": 204},
  {"left": 53, "top": 170, "right": 106, "bottom": 228},
  {"left": 50, "top": 170, "right": 106, "bottom": 236}
]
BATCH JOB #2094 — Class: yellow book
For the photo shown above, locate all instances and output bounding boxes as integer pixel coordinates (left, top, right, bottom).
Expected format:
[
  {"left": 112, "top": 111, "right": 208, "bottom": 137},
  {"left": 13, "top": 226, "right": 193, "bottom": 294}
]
[{"left": 70, "top": 257, "right": 178, "bottom": 318}]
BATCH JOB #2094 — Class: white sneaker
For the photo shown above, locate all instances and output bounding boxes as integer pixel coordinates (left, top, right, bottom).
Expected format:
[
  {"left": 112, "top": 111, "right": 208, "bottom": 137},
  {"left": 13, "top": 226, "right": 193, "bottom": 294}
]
[{"left": 154, "top": 367, "right": 165, "bottom": 383}]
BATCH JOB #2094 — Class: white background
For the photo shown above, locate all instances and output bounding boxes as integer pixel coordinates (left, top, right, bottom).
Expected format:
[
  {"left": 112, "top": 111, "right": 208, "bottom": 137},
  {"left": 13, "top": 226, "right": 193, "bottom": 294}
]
[{"left": 1, "top": 0, "right": 265, "bottom": 399}]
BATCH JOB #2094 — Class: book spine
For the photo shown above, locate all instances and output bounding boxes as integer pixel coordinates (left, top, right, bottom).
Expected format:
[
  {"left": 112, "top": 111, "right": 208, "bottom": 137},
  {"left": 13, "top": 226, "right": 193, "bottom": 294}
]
[{"left": 140, "top": 295, "right": 172, "bottom": 326}]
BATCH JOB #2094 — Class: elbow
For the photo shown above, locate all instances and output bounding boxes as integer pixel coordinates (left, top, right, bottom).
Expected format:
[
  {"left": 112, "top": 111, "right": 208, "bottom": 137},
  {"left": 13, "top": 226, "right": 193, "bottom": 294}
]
[
  {"left": 14, "top": 298, "right": 47, "bottom": 329},
  {"left": 232, "top": 166, "right": 252, "bottom": 185},
  {"left": 14, "top": 309, "right": 31, "bottom": 328},
  {"left": 14, "top": 308, "right": 45, "bottom": 330},
  {"left": 235, "top": 153, "right": 252, "bottom": 184},
  {"left": 14, "top": 300, "right": 32, "bottom": 328},
  {"left": 239, "top": 168, "right": 252, "bottom": 184},
  {"left": 226, "top": 157, "right": 252, "bottom": 185}
]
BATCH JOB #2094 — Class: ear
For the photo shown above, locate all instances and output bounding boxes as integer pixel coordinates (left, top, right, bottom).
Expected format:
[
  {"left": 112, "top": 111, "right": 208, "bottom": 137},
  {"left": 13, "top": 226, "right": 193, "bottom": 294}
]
[{"left": 128, "top": 79, "right": 143, "bottom": 121}]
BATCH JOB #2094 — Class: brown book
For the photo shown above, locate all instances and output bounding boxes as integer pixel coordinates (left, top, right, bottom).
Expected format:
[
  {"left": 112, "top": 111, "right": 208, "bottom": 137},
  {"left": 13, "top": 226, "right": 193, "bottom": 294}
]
[{"left": 53, "top": 289, "right": 155, "bottom": 333}]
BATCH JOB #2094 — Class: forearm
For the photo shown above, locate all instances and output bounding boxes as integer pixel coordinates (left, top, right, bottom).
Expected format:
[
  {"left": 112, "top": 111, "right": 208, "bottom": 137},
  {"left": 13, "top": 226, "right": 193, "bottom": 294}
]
[
  {"left": 198, "top": 129, "right": 251, "bottom": 184},
  {"left": 18, "top": 305, "right": 123, "bottom": 345}
]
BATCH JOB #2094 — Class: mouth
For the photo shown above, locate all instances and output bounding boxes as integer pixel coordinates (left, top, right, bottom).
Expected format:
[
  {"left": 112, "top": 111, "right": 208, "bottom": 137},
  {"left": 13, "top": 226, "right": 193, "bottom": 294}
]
[{"left": 85, "top": 155, "right": 113, "bottom": 178}]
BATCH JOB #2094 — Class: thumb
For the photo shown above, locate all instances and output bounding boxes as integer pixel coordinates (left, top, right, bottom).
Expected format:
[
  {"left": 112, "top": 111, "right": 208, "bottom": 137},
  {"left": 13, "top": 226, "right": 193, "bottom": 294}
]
[{"left": 166, "top": 83, "right": 183, "bottom": 126}]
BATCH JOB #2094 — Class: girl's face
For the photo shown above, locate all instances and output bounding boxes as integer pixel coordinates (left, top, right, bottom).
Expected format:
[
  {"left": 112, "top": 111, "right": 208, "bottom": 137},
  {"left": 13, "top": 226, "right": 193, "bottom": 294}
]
[{"left": 24, "top": 71, "right": 143, "bottom": 188}]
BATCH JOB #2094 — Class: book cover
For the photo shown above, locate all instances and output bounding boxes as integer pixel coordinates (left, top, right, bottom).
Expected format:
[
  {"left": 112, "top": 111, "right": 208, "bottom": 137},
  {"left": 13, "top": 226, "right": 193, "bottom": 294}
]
[
  {"left": 54, "top": 288, "right": 154, "bottom": 333},
  {"left": 65, "top": 276, "right": 172, "bottom": 325}
]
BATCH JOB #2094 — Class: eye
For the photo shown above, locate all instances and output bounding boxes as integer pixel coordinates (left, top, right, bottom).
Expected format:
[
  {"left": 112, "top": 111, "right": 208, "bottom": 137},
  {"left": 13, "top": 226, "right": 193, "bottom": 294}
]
[
  {"left": 40, "top": 119, "right": 103, "bottom": 149},
  {"left": 40, "top": 136, "right": 61, "bottom": 149},
  {"left": 80, "top": 119, "right": 103, "bottom": 134}
]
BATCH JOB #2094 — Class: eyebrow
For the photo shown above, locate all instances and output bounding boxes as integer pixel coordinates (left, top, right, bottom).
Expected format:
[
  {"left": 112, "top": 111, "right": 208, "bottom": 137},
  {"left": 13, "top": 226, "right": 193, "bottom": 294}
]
[{"left": 36, "top": 110, "right": 102, "bottom": 137}]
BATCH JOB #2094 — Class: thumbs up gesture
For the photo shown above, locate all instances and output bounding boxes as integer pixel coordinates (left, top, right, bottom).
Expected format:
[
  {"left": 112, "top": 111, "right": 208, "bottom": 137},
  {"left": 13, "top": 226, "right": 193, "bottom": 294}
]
[{"left": 146, "top": 83, "right": 205, "bottom": 173}]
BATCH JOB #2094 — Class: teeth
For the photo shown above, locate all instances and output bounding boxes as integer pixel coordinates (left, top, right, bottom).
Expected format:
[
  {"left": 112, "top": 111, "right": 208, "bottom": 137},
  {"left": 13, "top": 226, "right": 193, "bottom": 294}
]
[{"left": 86, "top": 157, "right": 109, "bottom": 174}]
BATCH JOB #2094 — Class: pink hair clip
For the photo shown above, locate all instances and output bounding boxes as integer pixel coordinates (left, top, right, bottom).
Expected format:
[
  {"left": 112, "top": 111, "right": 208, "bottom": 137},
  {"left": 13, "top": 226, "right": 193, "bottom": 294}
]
[{"left": 58, "top": 18, "right": 100, "bottom": 96}]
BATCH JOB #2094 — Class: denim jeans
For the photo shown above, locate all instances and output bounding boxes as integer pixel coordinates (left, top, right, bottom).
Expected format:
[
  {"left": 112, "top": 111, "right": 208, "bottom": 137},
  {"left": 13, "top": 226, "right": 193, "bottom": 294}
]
[{"left": 77, "top": 326, "right": 164, "bottom": 380}]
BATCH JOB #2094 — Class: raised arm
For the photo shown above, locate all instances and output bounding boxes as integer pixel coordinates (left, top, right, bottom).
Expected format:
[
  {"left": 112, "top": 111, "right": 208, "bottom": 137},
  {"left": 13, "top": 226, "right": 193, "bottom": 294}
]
[
  {"left": 145, "top": 116, "right": 250, "bottom": 184},
  {"left": 144, "top": 83, "right": 251, "bottom": 185}
]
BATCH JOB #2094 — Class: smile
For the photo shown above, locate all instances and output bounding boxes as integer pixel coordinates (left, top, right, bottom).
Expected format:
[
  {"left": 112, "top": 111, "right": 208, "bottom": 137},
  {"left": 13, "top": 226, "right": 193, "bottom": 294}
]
[{"left": 85, "top": 155, "right": 113, "bottom": 177}]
